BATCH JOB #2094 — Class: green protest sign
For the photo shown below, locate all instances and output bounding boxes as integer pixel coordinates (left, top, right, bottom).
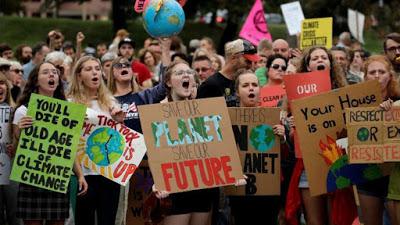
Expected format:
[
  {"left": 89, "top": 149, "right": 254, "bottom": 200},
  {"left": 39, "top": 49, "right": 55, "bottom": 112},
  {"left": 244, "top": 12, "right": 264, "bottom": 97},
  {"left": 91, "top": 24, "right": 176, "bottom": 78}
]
[{"left": 10, "top": 94, "right": 86, "bottom": 193}]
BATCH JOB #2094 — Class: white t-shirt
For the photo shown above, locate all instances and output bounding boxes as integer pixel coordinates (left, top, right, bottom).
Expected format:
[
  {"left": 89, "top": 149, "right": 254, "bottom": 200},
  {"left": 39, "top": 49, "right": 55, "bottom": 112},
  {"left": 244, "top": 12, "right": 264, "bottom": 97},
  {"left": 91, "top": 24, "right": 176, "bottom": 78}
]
[{"left": 13, "top": 105, "right": 27, "bottom": 126}]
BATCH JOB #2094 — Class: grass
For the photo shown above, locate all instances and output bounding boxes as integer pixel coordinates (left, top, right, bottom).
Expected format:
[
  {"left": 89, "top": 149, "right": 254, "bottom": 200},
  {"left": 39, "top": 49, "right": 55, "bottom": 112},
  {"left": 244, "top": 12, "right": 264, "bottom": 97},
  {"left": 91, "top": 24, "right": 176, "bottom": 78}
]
[{"left": 0, "top": 16, "right": 382, "bottom": 54}]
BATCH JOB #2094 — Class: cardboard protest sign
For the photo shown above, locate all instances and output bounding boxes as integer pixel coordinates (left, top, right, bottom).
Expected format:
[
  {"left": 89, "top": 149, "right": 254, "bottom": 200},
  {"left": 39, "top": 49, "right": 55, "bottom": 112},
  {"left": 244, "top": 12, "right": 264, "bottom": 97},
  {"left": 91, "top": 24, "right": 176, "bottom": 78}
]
[
  {"left": 126, "top": 160, "right": 153, "bottom": 225},
  {"left": 280, "top": 1, "right": 305, "bottom": 35},
  {"left": 283, "top": 70, "right": 332, "bottom": 157},
  {"left": 77, "top": 109, "right": 147, "bottom": 186},
  {"left": 300, "top": 17, "right": 332, "bottom": 50},
  {"left": 348, "top": 9, "right": 365, "bottom": 44},
  {"left": 239, "top": 0, "right": 272, "bottom": 45},
  {"left": 347, "top": 107, "right": 400, "bottom": 163},
  {"left": 10, "top": 94, "right": 86, "bottom": 193},
  {"left": 0, "top": 106, "right": 12, "bottom": 185},
  {"left": 226, "top": 107, "right": 281, "bottom": 196},
  {"left": 259, "top": 85, "right": 286, "bottom": 107},
  {"left": 291, "top": 80, "right": 382, "bottom": 196},
  {"left": 138, "top": 97, "right": 243, "bottom": 193}
]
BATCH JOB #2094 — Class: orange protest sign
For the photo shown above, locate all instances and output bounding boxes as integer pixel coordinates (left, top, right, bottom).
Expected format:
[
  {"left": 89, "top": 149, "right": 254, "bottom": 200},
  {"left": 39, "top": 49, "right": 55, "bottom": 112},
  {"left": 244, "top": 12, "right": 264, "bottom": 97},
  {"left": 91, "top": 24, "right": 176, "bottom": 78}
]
[{"left": 138, "top": 97, "right": 243, "bottom": 193}]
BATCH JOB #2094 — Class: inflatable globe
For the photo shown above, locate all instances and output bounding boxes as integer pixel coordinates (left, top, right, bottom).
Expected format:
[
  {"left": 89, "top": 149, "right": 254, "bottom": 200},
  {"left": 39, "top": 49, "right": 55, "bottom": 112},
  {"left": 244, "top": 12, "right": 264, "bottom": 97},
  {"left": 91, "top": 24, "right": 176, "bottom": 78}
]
[
  {"left": 143, "top": 0, "right": 185, "bottom": 38},
  {"left": 86, "top": 127, "right": 125, "bottom": 166}
]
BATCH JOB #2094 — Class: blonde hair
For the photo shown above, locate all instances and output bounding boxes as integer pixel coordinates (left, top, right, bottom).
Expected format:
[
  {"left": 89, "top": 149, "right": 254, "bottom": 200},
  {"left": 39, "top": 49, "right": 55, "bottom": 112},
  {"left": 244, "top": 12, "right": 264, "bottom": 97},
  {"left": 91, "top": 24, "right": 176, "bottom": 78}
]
[
  {"left": 68, "top": 55, "right": 116, "bottom": 111},
  {"left": 107, "top": 56, "right": 140, "bottom": 94},
  {"left": 364, "top": 55, "right": 400, "bottom": 99},
  {"left": 0, "top": 72, "right": 15, "bottom": 107}
]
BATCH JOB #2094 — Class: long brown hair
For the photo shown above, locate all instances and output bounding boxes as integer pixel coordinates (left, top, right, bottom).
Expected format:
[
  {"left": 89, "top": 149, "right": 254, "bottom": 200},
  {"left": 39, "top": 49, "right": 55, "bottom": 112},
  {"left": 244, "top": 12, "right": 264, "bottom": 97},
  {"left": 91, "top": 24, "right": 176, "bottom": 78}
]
[
  {"left": 17, "top": 62, "right": 65, "bottom": 108},
  {"left": 107, "top": 56, "right": 140, "bottom": 94},
  {"left": 163, "top": 60, "right": 190, "bottom": 101},
  {"left": 0, "top": 72, "right": 15, "bottom": 107},
  {"left": 298, "top": 46, "right": 347, "bottom": 89},
  {"left": 68, "top": 55, "right": 115, "bottom": 111},
  {"left": 364, "top": 55, "right": 400, "bottom": 100}
]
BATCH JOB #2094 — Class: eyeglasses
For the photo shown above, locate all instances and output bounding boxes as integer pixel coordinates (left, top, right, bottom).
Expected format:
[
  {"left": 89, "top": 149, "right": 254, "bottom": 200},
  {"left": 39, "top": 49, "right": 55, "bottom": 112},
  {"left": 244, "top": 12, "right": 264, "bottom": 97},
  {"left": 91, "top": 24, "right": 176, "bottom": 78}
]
[
  {"left": 12, "top": 69, "right": 23, "bottom": 74},
  {"left": 113, "top": 62, "right": 131, "bottom": 69},
  {"left": 194, "top": 67, "right": 210, "bottom": 73},
  {"left": 270, "top": 64, "right": 287, "bottom": 71},
  {"left": 41, "top": 69, "right": 59, "bottom": 76},
  {"left": 173, "top": 69, "right": 195, "bottom": 76},
  {"left": 386, "top": 46, "right": 400, "bottom": 53}
]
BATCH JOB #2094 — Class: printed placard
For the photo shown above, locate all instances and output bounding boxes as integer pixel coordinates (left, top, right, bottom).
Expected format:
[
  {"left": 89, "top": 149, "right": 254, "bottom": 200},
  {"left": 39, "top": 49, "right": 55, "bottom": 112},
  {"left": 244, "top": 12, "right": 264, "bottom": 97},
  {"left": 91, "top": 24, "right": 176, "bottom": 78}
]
[
  {"left": 0, "top": 106, "right": 12, "bottom": 185},
  {"left": 300, "top": 17, "right": 332, "bottom": 50},
  {"left": 291, "top": 80, "right": 382, "bottom": 196},
  {"left": 226, "top": 107, "right": 281, "bottom": 196},
  {"left": 77, "top": 109, "right": 147, "bottom": 186},
  {"left": 259, "top": 85, "right": 286, "bottom": 107},
  {"left": 347, "top": 107, "right": 400, "bottom": 163},
  {"left": 138, "top": 97, "right": 243, "bottom": 193},
  {"left": 280, "top": 1, "right": 305, "bottom": 35},
  {"left": 10, "top": 94, "right": 86, "bottom": 193}
]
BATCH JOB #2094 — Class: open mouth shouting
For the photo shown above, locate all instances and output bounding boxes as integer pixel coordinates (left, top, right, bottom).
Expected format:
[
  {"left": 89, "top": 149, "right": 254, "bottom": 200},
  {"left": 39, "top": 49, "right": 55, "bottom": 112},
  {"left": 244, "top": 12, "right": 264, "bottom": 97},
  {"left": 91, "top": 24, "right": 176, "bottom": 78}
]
[
  {"left": 121, "top": 70, "right": 129, "bottom": 76},
  {"left": 317, "top": 64, "right": 326, "bottom": 71},
  {"left": 48, "top": 79, "right": 57, "bottom": 88},
  {"left": 248, "top": 93, "right": 256, "bottom": 99}
]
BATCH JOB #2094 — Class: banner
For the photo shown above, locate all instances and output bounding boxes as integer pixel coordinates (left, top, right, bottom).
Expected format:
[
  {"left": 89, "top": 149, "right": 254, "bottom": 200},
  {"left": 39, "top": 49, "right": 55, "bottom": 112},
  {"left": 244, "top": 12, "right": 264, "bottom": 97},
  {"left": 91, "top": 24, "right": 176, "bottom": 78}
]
[
  {"left": 283, "top": 70, "right": 332, "bottom": 157},
  {"left": 10, "top": 94, "right": 86, "bottom": 193},
  {"left": 259, "top": 85, "right": 286, "bottom": 107},
  {"left": 280, "top": 1, "right": 305, "bottom": 35},
  {"left": 291, "top": 81, "right": 382, "bottom": 196},
  {"left": 300, "top": 17, "right": 332, "bottom": 50},
  {"left": 77, "top": 109, "right": 147, "bottom": 186},
  {"left": 0, "top": 106, "right": 12, "bottom": 185},
  {"left": 138, "top": 97, "right": 243, "bottom": 193},
  {"left": 239, "top": 0, "right": 272, "bottom": 45},
  {"left": 226, "top": 107, "right": 281, "bottom": 196},
  {"left": 348, "top": 9, "right": 365, "bottom": 44},
  {"left": 347, "top": 106, "right": 400, "bottom": 163}
]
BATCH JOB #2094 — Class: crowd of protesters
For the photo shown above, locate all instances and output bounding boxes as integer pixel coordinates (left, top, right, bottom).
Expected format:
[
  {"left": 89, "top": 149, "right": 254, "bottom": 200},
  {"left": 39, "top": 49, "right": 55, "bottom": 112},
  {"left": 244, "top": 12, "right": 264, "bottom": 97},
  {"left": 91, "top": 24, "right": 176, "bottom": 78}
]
[{"left": 0, "top": 28, "right": 400, "bottom": 225}]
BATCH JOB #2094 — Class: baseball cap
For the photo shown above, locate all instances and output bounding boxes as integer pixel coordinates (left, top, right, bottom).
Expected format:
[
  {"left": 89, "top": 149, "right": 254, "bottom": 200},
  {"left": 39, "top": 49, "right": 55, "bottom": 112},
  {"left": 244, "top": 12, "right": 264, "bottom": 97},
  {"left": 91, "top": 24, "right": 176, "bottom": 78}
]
[
  {"left": 118, "top": 38, "right": 135, "bottom": 49},
  {"left": 225, "top": 39, "right": 260, "bottom": 62}
]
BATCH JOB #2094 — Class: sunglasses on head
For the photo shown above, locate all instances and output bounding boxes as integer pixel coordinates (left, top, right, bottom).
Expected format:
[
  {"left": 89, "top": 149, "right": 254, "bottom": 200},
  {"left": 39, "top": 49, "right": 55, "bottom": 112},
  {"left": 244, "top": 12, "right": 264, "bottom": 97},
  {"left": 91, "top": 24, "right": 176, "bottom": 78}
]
[
  {"left": 270, "top": 64, "right": 287, "bottom": 71},
  {"left": 113, "top": 62, "right": 131, "bottom": 69}
]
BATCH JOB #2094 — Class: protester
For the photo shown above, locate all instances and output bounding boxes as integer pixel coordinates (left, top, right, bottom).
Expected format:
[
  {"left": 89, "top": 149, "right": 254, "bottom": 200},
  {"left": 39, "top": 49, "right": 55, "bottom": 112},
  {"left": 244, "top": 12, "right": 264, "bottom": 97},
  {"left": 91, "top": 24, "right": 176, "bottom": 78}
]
[
  {"left": 68, "top": 56, "right": 124, "bottom": 225},
  {"left": 264, "top": 54, "right": 287, "bottom": 87},
  {"left": 8, "top": 61, "right": 24, "bottom": 101},
  {"left": 383, "top": 33, "right": 400, "bottom": 76},
  {"left": 14, "top": 45, "right": 32, "bottom": 65},
  {"left": 0, "top": 71, "right": 21, "bottom": 225},
  {"left": 229, "top": 69, "right": 285, "bottom": 225},
  {"left": 13, "top": 61, "right": 87, "bottom": 225},
  {"left": 192, "top": 55, "right": 215, "bottom": 82},
  {"left": 0, "top": 43, "right": 14, "bottom": 60},
  {"left": 23, "top": 42, "right": 50, "bottom": 80},
  {"left": 200, "top": 37, "right": 225, "bottom": 66},
  {"left": 96, "top": 43, "right": 108, "bottom": 58},
  {"left": 272, "top": 39, "right": 290, "bottom": 60},
  {"left": 101, "top": 52, "right": 118, "bottom": 82},
  {"left": 349, "top": 49, "right": 369, "bottom": 82},
  {"left": 331, "top": 46, "right": 362, "bottom": 84},
  {"left": 357, "top": 55, "right": 400, "bottom": 225},
  {"left": 336, "top": 31, "right": 352, "bottom": 49}
]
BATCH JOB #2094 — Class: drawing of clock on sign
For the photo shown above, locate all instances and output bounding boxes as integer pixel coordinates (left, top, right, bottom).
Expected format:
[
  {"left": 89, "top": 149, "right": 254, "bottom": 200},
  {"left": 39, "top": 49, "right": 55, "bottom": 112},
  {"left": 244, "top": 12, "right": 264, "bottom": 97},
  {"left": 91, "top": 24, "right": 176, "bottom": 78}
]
[{"left": 86, "top": 127, "right": 125, "bottom": 166}]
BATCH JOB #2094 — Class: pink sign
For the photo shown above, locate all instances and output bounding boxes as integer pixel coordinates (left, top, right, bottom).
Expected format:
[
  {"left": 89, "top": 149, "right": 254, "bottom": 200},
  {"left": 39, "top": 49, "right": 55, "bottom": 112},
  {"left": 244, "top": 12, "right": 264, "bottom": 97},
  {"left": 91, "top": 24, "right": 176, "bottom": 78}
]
[
  {"left": 134, "top": 0, "right": 149, "bottom": 13},
  {"left": 239, "top": 0, "right": 272, "bottom": 45}
]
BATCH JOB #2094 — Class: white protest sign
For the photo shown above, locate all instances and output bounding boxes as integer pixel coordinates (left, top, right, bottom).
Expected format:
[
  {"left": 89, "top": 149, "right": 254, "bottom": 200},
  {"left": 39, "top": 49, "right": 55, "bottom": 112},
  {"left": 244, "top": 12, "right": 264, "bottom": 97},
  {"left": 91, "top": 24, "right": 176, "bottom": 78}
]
[
  {"left": 281, "top": 1, "right": 305, "bottom": 35},
  {"left": 348, "top": 9, "right": 365, "bottom": 44},
  {"left": 0, "top": 106, "right": 11, "bottom": 185}
]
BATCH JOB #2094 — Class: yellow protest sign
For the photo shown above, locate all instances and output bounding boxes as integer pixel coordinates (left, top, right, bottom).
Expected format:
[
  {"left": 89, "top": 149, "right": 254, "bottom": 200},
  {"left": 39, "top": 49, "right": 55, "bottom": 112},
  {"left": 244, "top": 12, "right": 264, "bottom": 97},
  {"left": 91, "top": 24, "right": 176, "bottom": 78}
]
[{"left": 300, "top": 17, "right": 332, "bottom": 50}]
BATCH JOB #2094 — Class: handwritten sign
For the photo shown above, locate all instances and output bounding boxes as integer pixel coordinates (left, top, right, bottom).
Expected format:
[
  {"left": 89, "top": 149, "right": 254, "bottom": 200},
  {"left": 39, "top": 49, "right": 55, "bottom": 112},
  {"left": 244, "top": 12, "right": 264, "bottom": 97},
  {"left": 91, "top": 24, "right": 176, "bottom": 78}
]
[
  {"left": 10, "top": 94, "right": 86, "bottom": 193},
  {"left": 0, "top": 106, "right": 12, "bottom": 185},
  {"left": 347, "top": 107, "right": 400, "bottom": 163},
  {"left": 283, "top": 70, "right": 332, "bottom": 157},
  {"left": 259, "top": 85, "right": 286, "bottom": 107},
  {"left": 348, "top": 9, "right": 365, "bottom": 44},
  {"left": 138, "top": 97, "right": 243, "bottom": 193},
  {"left": 300, "top": 17, "right": 332, "bottom": 50},
  {"left": 226, "top": 107, "right": 281, "bottom": 196},
  {"left": 239, "top": 0, "right": 272, "bottom": 45},
  {"left": 291, "top": 81, "right": 382, "bottom": 196},
  {"left": 126, "top": 160, "right": 153, "bottom": 224},
  {"left": 280, "top": 1, "right": 305, "bottom": 35},
  {"left": 77, "top": 109, "right": 147, "bottom": 186}
]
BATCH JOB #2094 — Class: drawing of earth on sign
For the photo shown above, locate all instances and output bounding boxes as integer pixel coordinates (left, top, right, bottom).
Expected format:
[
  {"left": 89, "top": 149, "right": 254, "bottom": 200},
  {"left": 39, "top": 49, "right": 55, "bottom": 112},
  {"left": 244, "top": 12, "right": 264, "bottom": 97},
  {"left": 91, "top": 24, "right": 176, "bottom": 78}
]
[
  {"left": 86, "top": 127, "right": 125, "bottom": 166},
  {"left": 249, "top": 125, "right": 275, "bottom": 152}
]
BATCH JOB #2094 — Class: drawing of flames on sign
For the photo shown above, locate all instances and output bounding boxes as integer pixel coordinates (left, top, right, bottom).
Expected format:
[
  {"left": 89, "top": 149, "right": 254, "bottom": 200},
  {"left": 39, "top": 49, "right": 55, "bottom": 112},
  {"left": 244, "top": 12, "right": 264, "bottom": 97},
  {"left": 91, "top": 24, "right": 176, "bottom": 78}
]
[{"left": 318, "top": 135, "right": 383, "bottom": 192}]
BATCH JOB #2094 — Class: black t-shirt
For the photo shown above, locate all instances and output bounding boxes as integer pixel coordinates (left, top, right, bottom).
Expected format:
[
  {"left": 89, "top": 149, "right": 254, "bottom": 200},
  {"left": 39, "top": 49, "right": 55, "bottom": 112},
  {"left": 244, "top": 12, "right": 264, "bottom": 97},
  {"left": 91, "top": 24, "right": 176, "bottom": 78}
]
[
  {"left": 197, "top": 72, "right": 237, "bottom": 106},
  {"left": 115, "top": 92, "right": 146, "bottom": 133}
]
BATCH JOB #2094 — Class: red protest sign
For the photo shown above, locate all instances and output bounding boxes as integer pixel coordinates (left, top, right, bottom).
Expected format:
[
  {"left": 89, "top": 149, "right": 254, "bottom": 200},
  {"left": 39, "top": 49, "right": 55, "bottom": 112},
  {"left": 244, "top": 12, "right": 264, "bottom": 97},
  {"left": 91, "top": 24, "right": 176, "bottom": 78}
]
[{"left": 259, "top": 85, "right": 286, "bottom": 107}]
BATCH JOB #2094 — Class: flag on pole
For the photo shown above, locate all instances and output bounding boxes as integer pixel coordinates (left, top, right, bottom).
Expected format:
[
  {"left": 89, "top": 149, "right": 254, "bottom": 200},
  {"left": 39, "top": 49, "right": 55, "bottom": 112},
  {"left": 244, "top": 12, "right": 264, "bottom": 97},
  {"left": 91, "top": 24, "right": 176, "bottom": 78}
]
[{"left": 239, "top": 0, "right": 272, "bottom": 46}]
